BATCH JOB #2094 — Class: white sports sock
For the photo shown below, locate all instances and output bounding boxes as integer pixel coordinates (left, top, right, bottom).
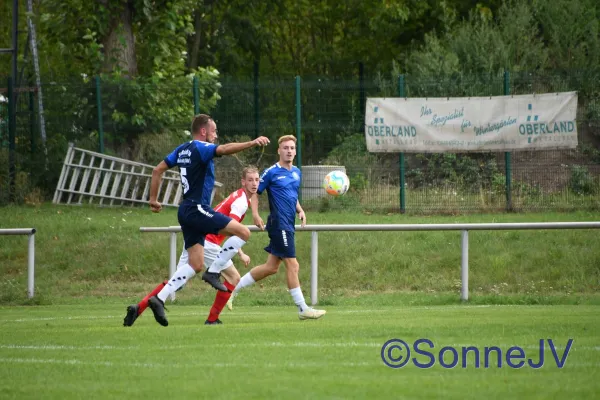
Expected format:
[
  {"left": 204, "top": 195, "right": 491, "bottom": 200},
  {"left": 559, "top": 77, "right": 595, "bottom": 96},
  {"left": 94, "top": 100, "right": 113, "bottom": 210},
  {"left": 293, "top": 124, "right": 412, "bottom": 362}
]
[
  {"left": 157, "top": 264, "right": 196, "bottom": 302},
  {"left": 177, "top": 247, "right": 189, "bottom": 269},
  {"left": 231, "top": 272, "right": 256, "bottom": 296},
  {"left": 208, "top": 236, "right": 247, "bottom": 273},
  {"left": 289, "top": 287, "right": 308, "bottom": 312}
]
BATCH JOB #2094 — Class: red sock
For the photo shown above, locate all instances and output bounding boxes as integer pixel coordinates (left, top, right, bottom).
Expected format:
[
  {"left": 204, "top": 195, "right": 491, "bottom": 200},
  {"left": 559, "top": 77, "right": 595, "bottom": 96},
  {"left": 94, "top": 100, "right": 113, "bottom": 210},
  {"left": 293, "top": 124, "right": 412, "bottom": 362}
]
[
  {"left": 137, "top": 281, "right": 167, "bottom": 315},
  {"left": 207, "top": 281, "right": 235, "bottom": 322}
]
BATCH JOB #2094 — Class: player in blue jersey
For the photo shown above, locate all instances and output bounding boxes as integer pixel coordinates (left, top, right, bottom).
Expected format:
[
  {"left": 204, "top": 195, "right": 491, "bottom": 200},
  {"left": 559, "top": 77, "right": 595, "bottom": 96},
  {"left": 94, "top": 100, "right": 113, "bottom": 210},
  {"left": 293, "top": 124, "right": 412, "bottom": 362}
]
[
  {"left": 146, "top": 114, "right": 269, "bottom": 326},
  {"left": 228, "top": 135, "right": 326, "bottom": 320}
]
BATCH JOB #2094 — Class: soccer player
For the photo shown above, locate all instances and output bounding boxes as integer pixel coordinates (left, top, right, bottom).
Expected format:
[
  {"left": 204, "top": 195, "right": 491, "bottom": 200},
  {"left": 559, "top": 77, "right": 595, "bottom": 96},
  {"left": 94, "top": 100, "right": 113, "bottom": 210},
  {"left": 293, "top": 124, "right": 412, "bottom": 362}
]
[
  {"left": 228, "top": 135, "right": 326, "bottom": 320},
  {"left": 123, "top": 167, "right": 260, "bottom": 326},
  {"left": 145, "top": 114, "right": 269, "bottom": 326}
]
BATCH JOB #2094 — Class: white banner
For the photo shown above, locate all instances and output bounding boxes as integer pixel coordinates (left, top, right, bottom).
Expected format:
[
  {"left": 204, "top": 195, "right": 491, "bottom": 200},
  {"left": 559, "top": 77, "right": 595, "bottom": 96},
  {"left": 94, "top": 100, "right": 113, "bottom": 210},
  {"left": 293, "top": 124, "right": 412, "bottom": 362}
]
[{"left": 364, "top": 92, "right": 578, "bottom": 152}]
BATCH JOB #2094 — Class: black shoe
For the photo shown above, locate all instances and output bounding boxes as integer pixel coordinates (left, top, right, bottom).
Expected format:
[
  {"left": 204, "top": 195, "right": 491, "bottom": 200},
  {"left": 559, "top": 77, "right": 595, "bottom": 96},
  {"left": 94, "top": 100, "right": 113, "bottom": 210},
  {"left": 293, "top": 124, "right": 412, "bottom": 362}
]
[
  {"left": 204, "top": 319, "right": 223, "bottom": 325},
  {"left": 148, "top": 296, "right": 168, "bottom": 326},
  {"left": 202, "top": 270, "right": 229, "bottom": 292},
  {"left": 123, "top": 304, "right": 139, "bottom": 327}
]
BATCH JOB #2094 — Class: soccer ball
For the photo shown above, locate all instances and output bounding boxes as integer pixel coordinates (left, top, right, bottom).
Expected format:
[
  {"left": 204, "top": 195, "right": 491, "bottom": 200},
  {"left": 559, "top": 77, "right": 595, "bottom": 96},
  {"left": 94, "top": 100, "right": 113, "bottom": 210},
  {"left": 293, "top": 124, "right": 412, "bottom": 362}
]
[{"left": 323, "top": 170, "right": 350, "bottom": 196}]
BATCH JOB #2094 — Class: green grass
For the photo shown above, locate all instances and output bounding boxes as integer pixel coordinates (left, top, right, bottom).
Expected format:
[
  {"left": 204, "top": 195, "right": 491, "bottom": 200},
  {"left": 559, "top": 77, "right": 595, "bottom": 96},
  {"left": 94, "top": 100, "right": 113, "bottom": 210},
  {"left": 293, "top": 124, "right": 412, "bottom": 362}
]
[
  {"left": 0, "top": 304, "right": 598, "bottom": 399},
  {"left": 1, "top": 204, "right": 600, "bottom": 305}
]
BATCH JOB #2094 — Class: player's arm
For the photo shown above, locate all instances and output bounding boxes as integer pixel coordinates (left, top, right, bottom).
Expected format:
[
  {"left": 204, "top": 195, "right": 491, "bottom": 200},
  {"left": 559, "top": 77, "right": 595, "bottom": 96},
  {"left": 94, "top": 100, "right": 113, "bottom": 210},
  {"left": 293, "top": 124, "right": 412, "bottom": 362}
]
[
  {"left": 296, "top": 200, "right": 306, "bottom": 227},
  {"left": 149, "top": 161, "right": 170, "bottom": 213},
  {"left": 251, "top": 194, "right": 264, "bottom": 230},
  {"left": 215, "top": 136, "right": 270, "bottom": 156}
]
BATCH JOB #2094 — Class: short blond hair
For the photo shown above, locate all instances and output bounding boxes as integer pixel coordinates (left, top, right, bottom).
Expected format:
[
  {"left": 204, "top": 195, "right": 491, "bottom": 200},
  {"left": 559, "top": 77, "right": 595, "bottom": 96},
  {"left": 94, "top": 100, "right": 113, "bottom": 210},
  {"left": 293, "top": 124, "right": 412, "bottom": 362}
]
[
  {"left": 242, "top": 166, "right": 259, "bottom": 178},
  {"left": 278, "top": 135, "right": 297, "bottom": 145}
]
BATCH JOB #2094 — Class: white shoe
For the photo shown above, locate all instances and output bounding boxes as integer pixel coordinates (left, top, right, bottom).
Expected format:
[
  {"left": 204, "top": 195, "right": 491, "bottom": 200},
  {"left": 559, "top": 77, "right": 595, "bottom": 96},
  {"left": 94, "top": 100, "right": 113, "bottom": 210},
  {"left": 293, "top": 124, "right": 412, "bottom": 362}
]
[
  {"left": 298, "top": 307, "right": 326, "bottom": 320},
  {"left": 226, "top": 294, "right": 235, "bottom": 311}
]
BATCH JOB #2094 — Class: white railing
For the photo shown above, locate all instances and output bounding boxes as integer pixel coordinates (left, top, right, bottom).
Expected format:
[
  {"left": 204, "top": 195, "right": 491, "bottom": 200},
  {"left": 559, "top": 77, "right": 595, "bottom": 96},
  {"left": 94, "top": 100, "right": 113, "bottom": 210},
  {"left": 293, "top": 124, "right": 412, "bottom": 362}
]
[
  {"left": 0, "top": 228, "right": 36, "bottom": 298},
  {"left": 140, "top": 222, "right": 600, "bottom": 305}
]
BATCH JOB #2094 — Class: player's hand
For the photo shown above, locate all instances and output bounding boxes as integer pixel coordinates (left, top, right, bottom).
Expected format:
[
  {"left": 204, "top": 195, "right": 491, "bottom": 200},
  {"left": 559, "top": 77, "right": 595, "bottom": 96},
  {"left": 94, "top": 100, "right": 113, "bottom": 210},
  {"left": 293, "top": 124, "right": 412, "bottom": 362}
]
[
  {"left": 149, "top": 200, "right": 162, "bottom": 213},
  {"left": 298, "top": 210, "right": 306, "bottom": 227},
  {"left": 239, "top": 253, "right": 251, "bottom": 268},
  {"left": 253, "top": 136, "right": 270, "bottom": 147},
  {"left": 253, "top": 213, "right": 265, "bottom": 230}
]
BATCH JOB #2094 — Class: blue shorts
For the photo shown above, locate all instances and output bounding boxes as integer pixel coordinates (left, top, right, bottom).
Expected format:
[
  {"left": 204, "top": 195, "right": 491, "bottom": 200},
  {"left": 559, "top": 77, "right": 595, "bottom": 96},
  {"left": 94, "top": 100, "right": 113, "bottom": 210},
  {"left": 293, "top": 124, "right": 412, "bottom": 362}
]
[
  {"left": 177, "top": 201, "right": 232, "bottom": 249},
  {"left": 264, "top": 228, "right": 296, "bottom": 259}
]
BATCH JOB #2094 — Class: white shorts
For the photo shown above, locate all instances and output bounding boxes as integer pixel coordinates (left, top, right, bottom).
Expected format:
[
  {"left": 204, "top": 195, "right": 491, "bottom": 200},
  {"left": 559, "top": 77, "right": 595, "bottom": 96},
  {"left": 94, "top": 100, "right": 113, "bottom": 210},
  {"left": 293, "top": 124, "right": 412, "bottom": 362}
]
[{"left": 176, "top": 240, "right": 234, "bottom": 270}]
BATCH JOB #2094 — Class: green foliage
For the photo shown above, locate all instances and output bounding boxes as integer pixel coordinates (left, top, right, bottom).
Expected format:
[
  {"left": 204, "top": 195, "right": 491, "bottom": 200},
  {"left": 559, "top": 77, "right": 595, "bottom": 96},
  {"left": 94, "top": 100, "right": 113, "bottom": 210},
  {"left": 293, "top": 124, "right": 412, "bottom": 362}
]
[
  {"left": 36, "top": 0, "right": 196, "bottom": 77},
  {"left": 323, "top": 134, "right": 377, "bottom": 168},
  {"left": 569, "top": 165, "right": 599, "bottom": 195},
  {"left": 98, "top": 68, "right": 220, "bottom": 160},
  {"left": 406, "top": 153, "right": 499, "bottom": 190},
  {"left": 405, "top": 0, "right": 549, "bottom": 77}
]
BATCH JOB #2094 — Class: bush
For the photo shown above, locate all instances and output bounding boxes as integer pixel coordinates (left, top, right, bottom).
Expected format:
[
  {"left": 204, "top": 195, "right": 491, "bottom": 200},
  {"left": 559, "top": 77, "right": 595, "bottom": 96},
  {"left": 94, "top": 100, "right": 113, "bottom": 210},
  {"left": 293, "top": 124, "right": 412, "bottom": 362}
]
[{"left": 569, "top": 165, "right": 599, "bottom": 195}]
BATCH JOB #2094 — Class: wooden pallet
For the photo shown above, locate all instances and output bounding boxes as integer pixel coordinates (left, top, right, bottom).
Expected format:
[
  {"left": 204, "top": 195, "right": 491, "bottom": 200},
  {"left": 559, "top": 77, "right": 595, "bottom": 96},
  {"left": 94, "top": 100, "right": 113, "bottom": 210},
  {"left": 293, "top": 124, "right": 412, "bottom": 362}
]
[{"left": 53, "top": 143, "right": 221, "bottom": 207}]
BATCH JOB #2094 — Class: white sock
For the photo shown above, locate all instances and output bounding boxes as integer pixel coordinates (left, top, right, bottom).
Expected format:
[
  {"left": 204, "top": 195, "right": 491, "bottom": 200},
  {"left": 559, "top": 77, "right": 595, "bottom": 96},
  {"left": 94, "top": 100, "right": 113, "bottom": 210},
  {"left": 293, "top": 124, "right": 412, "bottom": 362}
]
[
  {"left": 231, "top": 272, "right": 256, "bottom": 296},
  {"left": 208, "top": 236, "right": 246, "bottom": 273},
  {"left": 177, "top": 247, "right": 189, "bottom": 269},
  {"left": 157, "top": 264, "right": 196, "bottom": 302},
  {"left": 289, "top": 287, "right": 308, "bottom": 312}
]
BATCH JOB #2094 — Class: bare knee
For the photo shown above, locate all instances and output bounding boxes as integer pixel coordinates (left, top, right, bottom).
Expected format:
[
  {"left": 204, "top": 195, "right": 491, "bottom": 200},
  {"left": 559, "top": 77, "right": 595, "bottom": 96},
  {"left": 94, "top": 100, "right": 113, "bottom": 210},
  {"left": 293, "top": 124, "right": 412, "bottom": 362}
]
[
  {"left": 284, "top": 259, "right": 300, "bottom": 275},
  {"left": 265, "top": 263, "right": 280, "bottom": 275},
  {"left": 187, "top": 245, "right": 204, "bottom": 272},
  {"left": 237, "top": 225, "right": 250, "bottom": 241},
  {"left": 222, "top": 267, "right": 241, "bottom": 286}
]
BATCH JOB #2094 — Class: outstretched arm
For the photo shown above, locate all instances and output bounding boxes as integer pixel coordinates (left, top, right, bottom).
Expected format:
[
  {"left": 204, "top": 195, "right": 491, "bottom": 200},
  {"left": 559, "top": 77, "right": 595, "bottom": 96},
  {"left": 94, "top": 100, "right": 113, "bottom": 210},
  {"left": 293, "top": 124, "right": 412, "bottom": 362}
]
[
  {"left": 149, "top": 161, "right": 170, "bottom": 212},
  {"left": 216, "top": 136, "right": 270, "bottom": 156}
]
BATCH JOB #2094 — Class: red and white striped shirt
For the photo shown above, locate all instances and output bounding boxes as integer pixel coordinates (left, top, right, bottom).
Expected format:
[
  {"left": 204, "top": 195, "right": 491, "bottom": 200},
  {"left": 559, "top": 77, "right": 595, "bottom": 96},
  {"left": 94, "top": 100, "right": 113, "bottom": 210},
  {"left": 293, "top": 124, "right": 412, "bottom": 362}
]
[{"left": 206, "top": 188, "right": 250, "bottom": 245}]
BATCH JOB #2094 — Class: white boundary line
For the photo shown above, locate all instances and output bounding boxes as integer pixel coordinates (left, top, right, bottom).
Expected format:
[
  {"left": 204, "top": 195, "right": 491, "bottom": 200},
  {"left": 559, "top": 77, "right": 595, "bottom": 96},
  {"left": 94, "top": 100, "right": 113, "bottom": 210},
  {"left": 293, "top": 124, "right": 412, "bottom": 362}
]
[
  {"left": 0, "top": 357, "right": 597, "bottom": 369},
  {"left": 1, "top": 343, "right": 599, "bottom": 351}
]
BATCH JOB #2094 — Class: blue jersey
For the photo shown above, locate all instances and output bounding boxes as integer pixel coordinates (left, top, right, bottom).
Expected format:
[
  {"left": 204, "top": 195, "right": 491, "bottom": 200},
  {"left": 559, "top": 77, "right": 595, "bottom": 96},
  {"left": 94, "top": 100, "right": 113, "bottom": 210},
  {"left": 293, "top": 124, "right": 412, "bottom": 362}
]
[
  {"left": 164, "top": 140, "right": 219, "bottom": 206},
  {"left": 258, "top": 163, "right": 301, "bottom": 231}
]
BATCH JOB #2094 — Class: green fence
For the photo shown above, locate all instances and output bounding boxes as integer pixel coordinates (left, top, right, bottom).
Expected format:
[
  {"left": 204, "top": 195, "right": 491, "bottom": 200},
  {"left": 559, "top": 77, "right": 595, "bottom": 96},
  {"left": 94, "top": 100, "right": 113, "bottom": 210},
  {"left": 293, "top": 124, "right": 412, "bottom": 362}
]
[{"left": 1, "top": 70, "right": 599, "bottom": 213}]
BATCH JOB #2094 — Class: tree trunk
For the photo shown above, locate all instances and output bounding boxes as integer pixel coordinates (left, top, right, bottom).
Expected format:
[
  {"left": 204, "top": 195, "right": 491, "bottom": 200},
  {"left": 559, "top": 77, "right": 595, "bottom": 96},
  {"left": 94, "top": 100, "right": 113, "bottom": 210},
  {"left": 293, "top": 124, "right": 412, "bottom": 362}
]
[
  {"left": 188, "top": 9, "right": 203, "bottom": 71},
  {"left": 101, "top": 0, "right": 138, "bottom": 76}
]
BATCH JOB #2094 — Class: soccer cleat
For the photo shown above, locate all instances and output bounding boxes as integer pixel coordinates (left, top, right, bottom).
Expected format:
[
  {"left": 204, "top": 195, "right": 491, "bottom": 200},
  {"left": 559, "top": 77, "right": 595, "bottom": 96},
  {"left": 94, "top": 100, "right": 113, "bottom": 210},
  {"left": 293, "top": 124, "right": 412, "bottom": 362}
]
[
  {"left": 201, "top": 270, "right": 229, "bottom": 292},
  {"left": 298, "top": 307, "right": 327, "bottom": 320},
  {"left": 148, "top": 296, "right": 168, "bottom": 327},
  {"left": 123, "top": 304, "right": 139, "bottom": 327},
  {"left": 226, "top": 294, "right": 236, "bottom": 311},
  {"left": 204, "top": 319, "right": 223, "bottom": 325}
]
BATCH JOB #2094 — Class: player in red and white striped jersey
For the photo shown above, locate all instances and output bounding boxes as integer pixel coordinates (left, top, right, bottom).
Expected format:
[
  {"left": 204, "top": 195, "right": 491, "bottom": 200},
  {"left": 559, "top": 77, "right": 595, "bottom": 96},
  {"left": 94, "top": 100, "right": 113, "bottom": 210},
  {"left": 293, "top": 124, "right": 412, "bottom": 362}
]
[{"left": 123, "top": 166, "right": 260, "bottom": 326}]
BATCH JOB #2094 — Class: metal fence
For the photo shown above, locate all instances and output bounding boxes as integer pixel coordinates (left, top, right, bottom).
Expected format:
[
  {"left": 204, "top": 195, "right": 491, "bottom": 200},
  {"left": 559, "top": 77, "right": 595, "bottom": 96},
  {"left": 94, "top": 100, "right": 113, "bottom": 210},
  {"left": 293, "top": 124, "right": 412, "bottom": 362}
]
[
  {"left": 140, "top": 221, "right": 600, "bottom": 305},
  {"left": 1, "top": 70, "right": 599, "bottom": 213}
]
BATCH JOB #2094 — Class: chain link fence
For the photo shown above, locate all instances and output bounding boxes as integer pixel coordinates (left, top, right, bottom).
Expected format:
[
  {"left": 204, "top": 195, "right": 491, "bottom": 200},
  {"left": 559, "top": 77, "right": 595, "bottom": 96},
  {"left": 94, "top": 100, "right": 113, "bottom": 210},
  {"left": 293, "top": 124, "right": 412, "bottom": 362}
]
[{"left": 1, "top": 70, "right": 599, "bottom": 212}]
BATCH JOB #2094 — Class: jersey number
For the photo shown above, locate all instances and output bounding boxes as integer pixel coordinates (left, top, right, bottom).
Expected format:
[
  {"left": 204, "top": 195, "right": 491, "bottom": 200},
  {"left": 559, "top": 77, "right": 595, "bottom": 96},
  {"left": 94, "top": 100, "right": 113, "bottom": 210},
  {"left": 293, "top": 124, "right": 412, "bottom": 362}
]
[{"left": 180, "top": 167, "right": 189, "bottom": 194}]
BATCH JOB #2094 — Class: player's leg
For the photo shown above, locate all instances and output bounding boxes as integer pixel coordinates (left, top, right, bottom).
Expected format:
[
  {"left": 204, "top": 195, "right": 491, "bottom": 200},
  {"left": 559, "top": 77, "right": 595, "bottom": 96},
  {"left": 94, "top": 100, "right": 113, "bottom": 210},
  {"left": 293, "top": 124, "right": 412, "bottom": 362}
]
[
  {"left": 148, "top": 204, "right": 208, "bottom": 326},
  {"left": 229, "top": 254, "right": 281, "bottom": 305},
  {"left": 205, "top": 219, "right": 250, "bottom": 275},
  {"left": 282, "top": 257, "right": 325, "bottom": 320},
  {"left": 273, "top": 229, "right": 325, "bottom": 319},
  {"left": 148, "top": 243, "right": 204, "bottom": 326},
  {"left": 201, "top": 209, "right": 240, "bottom": 291},
  {"left": 123, "top": 245, "right": 188, "bottom": 327},
  {"left": 204, "top": 241, "right": 234, "bottom": 324},
  {"left": 206, "top": 261, "right": 240, "bottom": 324}
]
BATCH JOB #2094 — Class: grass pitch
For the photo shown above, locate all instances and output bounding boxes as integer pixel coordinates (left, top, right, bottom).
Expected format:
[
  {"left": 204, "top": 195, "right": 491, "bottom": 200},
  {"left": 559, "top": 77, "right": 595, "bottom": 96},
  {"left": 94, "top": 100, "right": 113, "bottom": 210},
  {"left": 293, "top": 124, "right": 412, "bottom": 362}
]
[{"left": 0, "top": 304, "right": 598, "bottom": 399}]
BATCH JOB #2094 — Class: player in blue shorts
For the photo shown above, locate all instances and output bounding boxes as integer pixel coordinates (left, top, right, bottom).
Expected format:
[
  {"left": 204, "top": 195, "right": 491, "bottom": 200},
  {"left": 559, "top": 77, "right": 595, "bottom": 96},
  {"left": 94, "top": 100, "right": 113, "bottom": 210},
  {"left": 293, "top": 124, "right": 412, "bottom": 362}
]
[
  {"left": 146, "top": 114, "right": 269, "bottom": 326},
  {"left": 228, "top": 135, "right": 326, "bottom": 320}
]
